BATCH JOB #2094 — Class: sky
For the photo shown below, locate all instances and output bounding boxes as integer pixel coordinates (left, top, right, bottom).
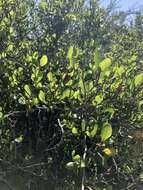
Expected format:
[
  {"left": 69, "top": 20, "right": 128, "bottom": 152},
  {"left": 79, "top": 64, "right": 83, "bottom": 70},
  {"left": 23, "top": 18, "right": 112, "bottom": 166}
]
[{"left": 101, "top": 0, "right": 143, "bottom": 11}]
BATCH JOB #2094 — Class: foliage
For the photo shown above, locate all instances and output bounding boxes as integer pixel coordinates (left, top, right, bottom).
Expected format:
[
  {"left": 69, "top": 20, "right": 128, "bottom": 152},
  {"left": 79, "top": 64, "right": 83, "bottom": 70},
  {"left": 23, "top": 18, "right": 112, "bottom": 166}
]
[{"left": 0, "top": 0, "right": 143, "bottom": 189}]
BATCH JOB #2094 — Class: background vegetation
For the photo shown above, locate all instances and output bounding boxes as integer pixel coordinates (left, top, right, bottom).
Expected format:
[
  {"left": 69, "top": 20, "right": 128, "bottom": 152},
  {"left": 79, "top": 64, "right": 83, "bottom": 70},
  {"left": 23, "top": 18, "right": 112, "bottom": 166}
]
[{"left": 0, "top": 0, "right": 143, "bottom": 189}]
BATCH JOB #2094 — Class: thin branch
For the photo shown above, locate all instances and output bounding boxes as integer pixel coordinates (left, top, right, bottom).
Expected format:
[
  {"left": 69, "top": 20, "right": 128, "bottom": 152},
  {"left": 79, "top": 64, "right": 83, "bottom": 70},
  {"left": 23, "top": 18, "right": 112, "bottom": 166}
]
[{"left": 81, "top": 136, "right": 87, "bottom": 190}]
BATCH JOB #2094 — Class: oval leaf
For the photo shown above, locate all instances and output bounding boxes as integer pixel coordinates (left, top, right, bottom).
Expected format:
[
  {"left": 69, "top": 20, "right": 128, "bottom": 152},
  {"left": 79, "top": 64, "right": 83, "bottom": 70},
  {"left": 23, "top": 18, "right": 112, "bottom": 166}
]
[
  {"left": 47, "top": 72, "right": 53, "bottom": 82},
  {"left": 62, "top": 89, "right": 71, "bottom": 99},
  {"left": 66, "top": 162, "right": 75, "bottom": 169},
  {"left": 72, "top": 127, "right": 78, "bottom": 135},
  {"left": 103, "top": 148, "right": 112, "bottom": 156},
  {"left": 0, "top": 112, "right": 3, "bottom": 119},
  {"left": 101, "top": 123, "right": 112, "bottom": 141},
  {"left": 67, "top": 46, "right": 74, "bottom": 61},
  {"left": 73, "top": 154, "right": 80, "bottom": 161},
  {"left": 90, "top": 124, "right": 98, "bottom": 138},
  {"left": 67, "top": 46, "right": 74, "bottom": 67},
  {"left": 99, "top": 58, "right": 112, "bottom": 71},
  {"left": 24, "top": 84, "right": 31, "bottom": 97},
  {"left": 81, "top": 160, "right": 86, "bottom": 168},
  {"left": 38, "top": 90, "right": 46, "bottom": 103},
  {"left": 134, "top": 73, "right": 143, "bottom": 87},
  {"left": 40, "top": 55, "right": 48, "bottom": 67},
  {"left": 92, "top": 94, "right": 103, "bottom": 105}
]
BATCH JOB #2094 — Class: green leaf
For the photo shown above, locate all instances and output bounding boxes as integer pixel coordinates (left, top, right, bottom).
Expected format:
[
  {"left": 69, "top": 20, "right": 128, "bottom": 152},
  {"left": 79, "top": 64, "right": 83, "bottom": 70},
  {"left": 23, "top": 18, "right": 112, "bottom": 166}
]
[
  {"left": 99, "top": 58, "right": 112, "bottom": 71},
  {"left": 40, "top": 1, "right": 47, "bottom": 9},
  {"left": 129, "top": 55, "right": 137, "bottom": 63},
  {"left": 81, "top": 120, "right": 86, "bottom": 132},
  {"left": 66, "top": 162, "right": 75, "bottom": 169},
  {"left": 38, "top": 90, "right": 46, "bottom": 103},
  {"left": 92, "top": 94, "right": 103, "bottom": 105},
  {"left": 67, "top": 46, "right": 74, "bottom": 67},
  {"left": 40, "top": 55, "right": 48, "bottom": 67},
  {"left": 31, "top": 98, "right": 39, "bottom": 106},
  {"left": 72, "top": 150, "right": 76, "bottom": 157},
  {"left": 18, "top": 96, "right": 26, "bottom": 105},
  {"left": 85, "top": 131, "right": 90, "bottom": 137},
  {"left": 86, "top": 122, "right": 98, "bottom": 138},
  {"left": 72, "top": 127, "right": 78, "bottom": 135},
  {"left": 14, "top": 135, "right": 23, "bottom": 143},
  {"left": 101, "top": 122, "right": 112, "bottom": 141},
  {"left": 93, "top": 51, "right": 102, "bottom": 64},
  {"left": 67, "top": 46, "right": 74, "bottom": 61},
  {"left": 96, "top": 94, "right": 103, "bottom": 104},
  {"left": 134, "top": 73, "right": 143, "bottom": 87},
  {"left": 73, "top": 154, "right": 80, "bottom": 161},
  {"left": 73, "top": 90, "right": 80, "bottom": 99},
  {"left": 114, "top": 66, "right": 125, "bottom": 76},
  {"left": 90, "top": 124, "right": 98, "bottom": 138},
  {"left": 78, "top": 78, "right": 85, "bottom": 94},
  {"left": 104, "top": 107, "right": 115, "bottom": 118},
  {"left": 47, "top": 72, "right": 53, "bottom": 81},
  {"left": 24, "top": 84, "right": 31, "bottom": 97},
  {"left": 86, "top": 81, "right": 93, "bottom": 91},
  {"left": 139, "top": 171, "right": 143, "bottom": 181},
  {"left": 9, "top": 27, "right": 14, "bottom": 34},
  {"left": 62, "top": 89, "right": 71, "bottom": 98},
  {"left": 138, "top": 100, "right": 143, "bottom": 110},
  {"left": 80, "top": 160, "right": 86, "bottom": 168},
  {"left": 65, "top": 80, "right": 73, "bottom": 86},
  {"left": 66, "top": 13, "right": 77, "bottom": 21},
  {"left": 0, "top": 112, "right": 3, "bottom": 119},
  {"left": 103, "top": 148, "right": 112, "bottom": 156}
]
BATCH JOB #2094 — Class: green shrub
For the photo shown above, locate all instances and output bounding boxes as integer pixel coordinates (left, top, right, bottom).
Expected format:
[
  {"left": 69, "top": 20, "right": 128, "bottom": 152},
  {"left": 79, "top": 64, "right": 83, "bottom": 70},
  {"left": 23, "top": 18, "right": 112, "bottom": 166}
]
[{"left": 0, "top": 0, "right": 143, "bottom": 189}]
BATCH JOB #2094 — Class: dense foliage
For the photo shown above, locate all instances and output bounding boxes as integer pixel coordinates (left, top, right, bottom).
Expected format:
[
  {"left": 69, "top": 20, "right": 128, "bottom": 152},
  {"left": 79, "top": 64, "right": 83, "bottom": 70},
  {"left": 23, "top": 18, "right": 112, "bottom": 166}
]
[{"left": 0, "top": 0, "right": 143, "bottom": 189}]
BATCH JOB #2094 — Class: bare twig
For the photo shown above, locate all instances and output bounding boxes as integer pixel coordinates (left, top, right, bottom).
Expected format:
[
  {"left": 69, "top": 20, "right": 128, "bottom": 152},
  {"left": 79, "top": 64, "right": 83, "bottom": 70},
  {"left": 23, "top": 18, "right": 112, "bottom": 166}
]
[
  {"left": 81, "top": 136, "right": 87, "bottom": 190},
  {"left": 44, "top": 119, "right": 65, "bottom": 152}
]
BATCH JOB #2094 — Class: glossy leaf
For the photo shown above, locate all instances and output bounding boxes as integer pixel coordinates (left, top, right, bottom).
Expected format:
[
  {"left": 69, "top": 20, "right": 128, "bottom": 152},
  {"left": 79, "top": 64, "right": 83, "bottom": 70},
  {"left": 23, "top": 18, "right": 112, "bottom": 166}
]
[
  {"left": 101, "top": 122, "right": 112, "bottom": 141},
  {"left": 92, "top": 94, "right": 103, "bottom": 105},
  {"left": 67, "top": 46, "right": 74, "bottom": 61},
  {"left": 38, "top": 90, "right": 46, "bottom": 103},
  {"left": 67, "top": 46, "right": 74, "bottom": 67},
  {"left": 72, "top": 127, "right": 78, "bottom": 135},
  {"left": 66, "top": 162, "right": 75, "bottom": 168},
  {"left": 104, "top": 107, "right": 114, "bottom": 118},
  {"left": 62, "top": 89, "right": 71, "bottom": 98},
  {"left": 47, "top": 72, "right": 53, "bottom": 82},
  {"left": 99, "top": 58, "right": 112, "bottom": 71},
  {"left": 134, "top": 73, "right": 143, "bottom": 87},
  {"left": 73, "top": 154, "right": 80, "bottom": 161},
  {"left": 14, "top": 135, "right": 23, "bottom": 143},
  {"left": 103, "top": 148, "right": 112, "bottom": 156},
  {"left": 90, "top": 124, "right": 98, "bottom": 138},
  {"left": 80, "top": 160, "right": 86, "bottom": 168},
  {"left": 24, "top": 84, "right": 31, "bottom": 97},
  {"left": 40, "top": 55, "right": 48, "bottom": 67},
  {"left": 81, "top": 120, "right": 86, "bottom": 132}
]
